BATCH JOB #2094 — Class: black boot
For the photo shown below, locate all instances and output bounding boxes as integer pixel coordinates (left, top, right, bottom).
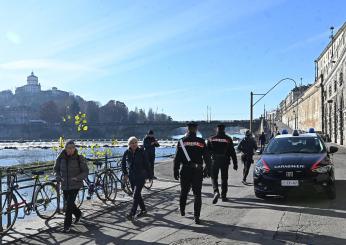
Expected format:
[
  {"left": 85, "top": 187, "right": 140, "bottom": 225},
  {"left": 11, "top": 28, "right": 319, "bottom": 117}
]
[{"left": 194, "top": 216, "right": 201, "bottom": 224}]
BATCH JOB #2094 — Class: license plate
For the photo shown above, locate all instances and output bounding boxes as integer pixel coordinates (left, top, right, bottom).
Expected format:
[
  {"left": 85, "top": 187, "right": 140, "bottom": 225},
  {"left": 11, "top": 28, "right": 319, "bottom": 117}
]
[{"left": 281, "top": 180, "right": 299, "bottom": 186}]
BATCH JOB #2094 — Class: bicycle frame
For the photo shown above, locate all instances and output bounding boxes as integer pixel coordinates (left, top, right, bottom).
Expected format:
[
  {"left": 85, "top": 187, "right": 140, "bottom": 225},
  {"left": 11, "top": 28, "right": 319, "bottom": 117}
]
[{"left": 7, "top": 173, "right": 42, "bottom": 216}]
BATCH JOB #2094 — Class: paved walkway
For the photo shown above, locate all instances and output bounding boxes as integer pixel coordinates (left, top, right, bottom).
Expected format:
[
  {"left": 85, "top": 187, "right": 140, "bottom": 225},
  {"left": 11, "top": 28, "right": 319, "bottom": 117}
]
[{"left": 2, "top": 156, "right": 346, "bottom": 245}]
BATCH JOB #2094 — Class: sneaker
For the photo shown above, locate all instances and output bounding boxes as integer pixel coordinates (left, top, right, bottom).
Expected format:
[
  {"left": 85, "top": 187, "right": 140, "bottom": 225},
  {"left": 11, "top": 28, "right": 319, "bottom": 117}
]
[
  {"left": 137, "top": 210, "right": 147, "bottom": 218},
  {"left": 212, "top": 193, "right": 220, "bottom": 204},
  {"left": 222, "top": 197, "right": 229, "bottom": 202},
  {"left": 74, "top": 212, "right": 82, "bottom": 224},
  {"left": 194, "top": 217, "right": 201, "bottom": 224},
  {"left": 180, "top": 209, "right": 185, "bottom": 217},
  {"left": 242, "top": 180, "right": 247, "bottom": 185},
  {"left": 126, "top": 214, "right": 134, "bottom": 221},
  {"left": 63, "top": 227, "right": 71, "bottom": 233}
]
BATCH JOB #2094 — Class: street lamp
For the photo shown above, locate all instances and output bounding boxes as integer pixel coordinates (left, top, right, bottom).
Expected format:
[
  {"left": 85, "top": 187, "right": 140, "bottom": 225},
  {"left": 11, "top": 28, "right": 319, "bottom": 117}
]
[{"left": 250, "top": 78, "right": 297, "bottom": 133}]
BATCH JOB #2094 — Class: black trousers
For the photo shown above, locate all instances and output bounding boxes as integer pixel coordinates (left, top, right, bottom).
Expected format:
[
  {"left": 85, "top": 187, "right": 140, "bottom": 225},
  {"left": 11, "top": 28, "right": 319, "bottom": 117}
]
[
  {"left": 242, "top": 155, "right": 253, "bottom": 181},
  {"left": 129, "top": 178, "right": 146, "bottom": 216},
  {"left": 63, "top": 189, "right": 81, "bottom": 228},
  {"left": 148, "top": 155, "right": 155, "bottom": 177},
  {"left": 211, "top": 159, "right": 229, "bottom": 198},
  {"left": 179, "top": 166, "right": 203, "bottom": 218}
]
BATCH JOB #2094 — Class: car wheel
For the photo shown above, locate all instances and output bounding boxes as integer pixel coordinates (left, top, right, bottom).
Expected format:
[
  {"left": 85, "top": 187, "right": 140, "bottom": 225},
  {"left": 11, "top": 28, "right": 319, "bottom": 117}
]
[
  {"left": 255, "top": 191, "right": 266, "bottom": 199},
  {"left": 327, "top": 184, "right": 336, "bottom": 200}
]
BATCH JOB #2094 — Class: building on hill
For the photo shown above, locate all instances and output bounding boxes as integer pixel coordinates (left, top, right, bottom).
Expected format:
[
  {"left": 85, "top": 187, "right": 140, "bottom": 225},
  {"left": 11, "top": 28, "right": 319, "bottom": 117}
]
[{"left": 15, "top": 72, "right": 41, "bottom": 94}]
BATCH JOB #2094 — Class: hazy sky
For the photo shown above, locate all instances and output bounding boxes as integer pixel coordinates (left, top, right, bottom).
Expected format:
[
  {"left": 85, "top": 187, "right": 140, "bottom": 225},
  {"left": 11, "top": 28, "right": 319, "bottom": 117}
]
[{"left": 0, "top": 0, "right": 345, "bottom": 120}]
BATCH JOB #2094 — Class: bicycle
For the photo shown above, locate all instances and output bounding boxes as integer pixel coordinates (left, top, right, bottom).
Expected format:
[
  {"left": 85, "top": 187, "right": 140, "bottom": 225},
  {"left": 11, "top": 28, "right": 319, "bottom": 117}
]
[
  {"left": 76, "top": 159, "right": 115, "bottom": 204},
  {"left": 1, "top": 168, "right": 58, "bottom": 235},
  {"left": 101, "top": 160, "right": 132, "bottom": 202}
]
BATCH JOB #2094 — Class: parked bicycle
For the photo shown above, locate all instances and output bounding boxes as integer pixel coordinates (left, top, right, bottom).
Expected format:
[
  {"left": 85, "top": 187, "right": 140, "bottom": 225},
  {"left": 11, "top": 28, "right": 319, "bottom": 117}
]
[
  {"left": 76, "top": 159, "right": 115, "bottom": 204},
  {"left": 1, "top": 168, "right": 58, "bottom": 235}
]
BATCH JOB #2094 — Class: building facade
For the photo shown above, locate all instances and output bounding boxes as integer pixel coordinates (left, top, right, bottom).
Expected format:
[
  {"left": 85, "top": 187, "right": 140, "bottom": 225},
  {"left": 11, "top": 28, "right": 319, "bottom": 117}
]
[
  {"left": 277, "top": 22, "right": 346, "bottom": 146},
  {"left": 15, "top": 72, "right": 42, "bottom": 94},
  {"left": 316, "top": 22, "right": 346, "bottom": 145}
]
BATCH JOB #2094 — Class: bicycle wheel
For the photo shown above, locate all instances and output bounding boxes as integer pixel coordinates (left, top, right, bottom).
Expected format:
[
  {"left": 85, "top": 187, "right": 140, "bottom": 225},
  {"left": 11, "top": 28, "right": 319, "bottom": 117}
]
[
  {"left": 120, "top": 173, "right": 132, "bottom": 195},
  {"left": 105, "top": 172, "right": 118, "bottom": 201},
  {"left": 35, "top": 182, "right": 59, "bottom": 219},
  {"left": 1, "top": 193, "right": 18, "bottom": 235},
  {"left": 144, "top": 179, "right": 153, "bottom": 190},
  {"left": 76, "top": 186, "right": 85, "bottom": 208},
  {"left": 95, "top": 172, "right": 108, "bottom": 201}
]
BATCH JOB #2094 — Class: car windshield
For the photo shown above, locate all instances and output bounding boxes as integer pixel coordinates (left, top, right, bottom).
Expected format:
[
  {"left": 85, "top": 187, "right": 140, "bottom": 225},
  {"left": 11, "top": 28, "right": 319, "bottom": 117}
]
[{"left": 263, "top": 137, "right": 326, "bottom": 154}]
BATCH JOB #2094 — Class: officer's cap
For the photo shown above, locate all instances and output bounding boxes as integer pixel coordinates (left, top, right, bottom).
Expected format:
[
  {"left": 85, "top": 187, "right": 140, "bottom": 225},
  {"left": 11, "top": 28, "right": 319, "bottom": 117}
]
[{"left": 187, "top": 121, "right": 198, "bottom": 128}]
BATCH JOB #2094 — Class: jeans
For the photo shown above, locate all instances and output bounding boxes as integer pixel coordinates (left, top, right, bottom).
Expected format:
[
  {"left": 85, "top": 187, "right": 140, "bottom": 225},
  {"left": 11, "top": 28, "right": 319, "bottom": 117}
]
[{"left": 63, "top": 189, "right": 81, "bottom": 228}]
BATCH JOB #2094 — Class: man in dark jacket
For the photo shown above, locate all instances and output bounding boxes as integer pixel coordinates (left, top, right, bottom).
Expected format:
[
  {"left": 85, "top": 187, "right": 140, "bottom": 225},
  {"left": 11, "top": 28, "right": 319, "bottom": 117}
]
[
  {"left": 259, "top": 132, "right": 266, "bottom": 153},
  {"left": 207, "top": 124, "right": 238, "bottom": 203},
  {"left": 54, "top": 140, "right": 89, "bottom": 232},
  {"left": 173, "top": 122, "right": 211, "bottom": 224},
  {"left": 143, "top": 130, "right": 160, "bottom": 179},
  {"left": 238, "top": 130, "right": 257, "bottom": 184}
]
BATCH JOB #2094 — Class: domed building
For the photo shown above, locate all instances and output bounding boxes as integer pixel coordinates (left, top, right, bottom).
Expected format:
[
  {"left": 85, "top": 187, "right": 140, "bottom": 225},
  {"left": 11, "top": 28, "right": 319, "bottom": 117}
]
[{"left": 15, "top": 72, "right": 41, "bottom": 94}]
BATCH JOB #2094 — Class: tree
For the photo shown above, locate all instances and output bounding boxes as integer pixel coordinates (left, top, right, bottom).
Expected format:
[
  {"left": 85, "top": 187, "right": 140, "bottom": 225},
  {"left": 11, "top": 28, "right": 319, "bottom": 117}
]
[
  {"left": 147, "top": 108, "right": 155, "bottom": 121},
  {"left": 138, "top": 109, "right": 146, "bottom": 123},
  {"left": 128, "top": 111, "right": 139, "bottom": 123},
  {"left": 69, "top": 99, "right": 80, "bottom": 116},
  {"left": 39, "top": 101, "right": 60, "bottom": 123},
  {"left": 86, "top": 101, "right": 100, "bottom": 123}
]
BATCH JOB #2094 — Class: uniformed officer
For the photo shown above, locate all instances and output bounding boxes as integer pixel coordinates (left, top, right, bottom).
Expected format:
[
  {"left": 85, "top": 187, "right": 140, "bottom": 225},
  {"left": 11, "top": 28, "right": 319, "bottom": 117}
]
[
  {"left": 238, "top": 130, "right": 258, "bottom": 184},
  {"left": 207, "top": 124, "right": 238, "bottom": 204},
  {"left": 173, "top": 122, "right": 211, "bottom": 224}
]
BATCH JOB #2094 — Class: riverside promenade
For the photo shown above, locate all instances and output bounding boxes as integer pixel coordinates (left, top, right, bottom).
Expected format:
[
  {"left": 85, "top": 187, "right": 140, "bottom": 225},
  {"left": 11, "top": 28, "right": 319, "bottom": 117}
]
[{"left": 2, "top": 147, "right": 346, "bottom": 245}]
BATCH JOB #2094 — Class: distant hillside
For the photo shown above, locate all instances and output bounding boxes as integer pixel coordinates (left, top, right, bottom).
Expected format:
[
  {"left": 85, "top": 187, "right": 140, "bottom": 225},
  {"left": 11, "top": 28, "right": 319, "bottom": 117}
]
[{"left": 0, "top": 72, "right": 172, "bottom": 125}]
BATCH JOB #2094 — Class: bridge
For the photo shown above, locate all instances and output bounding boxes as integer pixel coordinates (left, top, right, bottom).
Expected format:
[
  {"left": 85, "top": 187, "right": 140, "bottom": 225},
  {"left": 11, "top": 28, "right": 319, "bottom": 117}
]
[{"left": 0, "top": 120, "right": 262, "bottom": 140}]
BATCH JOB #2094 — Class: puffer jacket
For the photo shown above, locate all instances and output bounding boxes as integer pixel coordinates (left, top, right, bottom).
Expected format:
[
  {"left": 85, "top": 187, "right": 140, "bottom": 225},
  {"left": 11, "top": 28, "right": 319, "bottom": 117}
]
[{"left": 54, "top": 150, "right": 89, "bottom": 190}]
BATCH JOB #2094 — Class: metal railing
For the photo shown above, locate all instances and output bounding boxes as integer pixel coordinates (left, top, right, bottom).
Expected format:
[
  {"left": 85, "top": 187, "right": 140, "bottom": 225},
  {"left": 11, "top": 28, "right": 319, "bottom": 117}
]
[{"left": 0, "top": 153, "right": 174, "bottom": 233}]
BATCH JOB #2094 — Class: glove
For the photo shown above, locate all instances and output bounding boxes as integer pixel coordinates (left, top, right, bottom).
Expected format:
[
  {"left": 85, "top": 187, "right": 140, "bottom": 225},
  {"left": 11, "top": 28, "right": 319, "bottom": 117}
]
[
  {"left": 174, "top": 170, "right": 179, "bottom": 180},
  {"left": 233, "top": 162, "right": 238, "bottom": 171},
  {"left": 203, "top": 167, "right": 210, "bottom": 178}
]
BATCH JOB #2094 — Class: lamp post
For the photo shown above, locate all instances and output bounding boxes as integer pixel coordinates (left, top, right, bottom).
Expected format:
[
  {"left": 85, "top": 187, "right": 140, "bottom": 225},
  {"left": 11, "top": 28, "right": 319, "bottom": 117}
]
[{"left": 250, "top": 78, "right": 297, "bottom": 133}]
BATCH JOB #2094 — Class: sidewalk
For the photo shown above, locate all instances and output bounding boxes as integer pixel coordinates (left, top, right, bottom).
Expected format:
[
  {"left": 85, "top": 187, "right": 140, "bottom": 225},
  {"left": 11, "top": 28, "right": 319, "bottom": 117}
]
[{"left": 3, "top": 159, "right": 346, "bottom": 245}]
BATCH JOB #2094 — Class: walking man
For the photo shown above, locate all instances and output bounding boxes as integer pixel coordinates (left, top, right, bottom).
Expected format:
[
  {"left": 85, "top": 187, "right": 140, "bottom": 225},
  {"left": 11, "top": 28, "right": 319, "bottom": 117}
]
[
  {"left": 238, "top": 130, "right": 257, "bottom": 185},
  {"left": 207, "top": 124, "right": 238, "bottom": 203},
  {"left": 173, "top": 122, "right": 211, "bottom": 224},
  {"left": 143, "top": 130, "right": 160, "bottom": 179},
  {"left": 259, "top": 132, "right": 266, "bottom": 153}
]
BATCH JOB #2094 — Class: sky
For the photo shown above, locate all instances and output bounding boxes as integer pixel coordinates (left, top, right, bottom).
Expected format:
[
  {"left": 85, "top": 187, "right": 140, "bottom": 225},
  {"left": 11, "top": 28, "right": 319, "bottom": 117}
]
[{"left": 0, "top": 0, "right": 345, "bottom": 121}]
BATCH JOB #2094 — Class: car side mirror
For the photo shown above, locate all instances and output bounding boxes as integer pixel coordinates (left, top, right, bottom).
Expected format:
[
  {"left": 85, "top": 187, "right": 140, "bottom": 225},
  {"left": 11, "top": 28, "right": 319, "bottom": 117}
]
[{"left": 328, "top": 146, "right": 338, "bottom": 154}]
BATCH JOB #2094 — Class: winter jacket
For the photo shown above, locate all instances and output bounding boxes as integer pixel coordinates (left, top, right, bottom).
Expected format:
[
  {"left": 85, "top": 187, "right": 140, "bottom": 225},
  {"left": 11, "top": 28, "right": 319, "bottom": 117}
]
[
  {"left": 207, "top": 132, "right": 238, "bottom": 166},
  {"left": 143, "top": 135, "right": 160, "bottom": 159},
  {"left": 121, "top": 147, "right": 152, "bottom": 181},
  {"left": 54, "top": 150, "right": 89, "bottom": 191},
  {"left": 174, "top": 132, "right": 211, "bottom": 173}
]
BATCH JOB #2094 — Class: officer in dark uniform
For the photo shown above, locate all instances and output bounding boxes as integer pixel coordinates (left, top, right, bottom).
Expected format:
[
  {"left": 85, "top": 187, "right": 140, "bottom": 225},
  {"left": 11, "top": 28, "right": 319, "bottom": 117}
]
[
  {"left": 173, "top": 122, "right": 211, "bottom": 224},
  {"left": 207, "top": 124, "right": 238, "bottom": 204},
  {"left": 238, "top": 130, "right": 257, "bottom": 184}
]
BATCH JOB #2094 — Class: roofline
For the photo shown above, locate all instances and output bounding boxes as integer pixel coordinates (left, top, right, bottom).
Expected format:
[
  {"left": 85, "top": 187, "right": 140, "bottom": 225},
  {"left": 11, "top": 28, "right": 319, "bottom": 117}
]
[{"left": 316, "top": 22, "right": 346, "bottom": 61}]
